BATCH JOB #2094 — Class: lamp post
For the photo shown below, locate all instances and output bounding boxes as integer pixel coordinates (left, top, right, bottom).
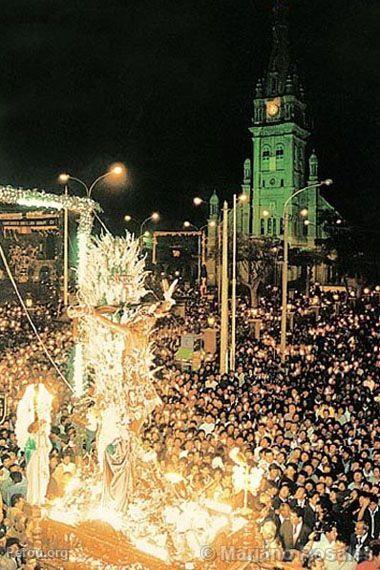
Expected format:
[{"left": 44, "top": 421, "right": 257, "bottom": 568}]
[
  {"left": 230, "top": 192, "right": 249, "bottom": 371},
  {"left": 183, "top": 221, "right": 209, "bottom": 283},
  {"left": 140, "top": 212, "right": 160, "bottom": 236},
  {"left": 58, "top": 165, "right": 125, "bottom": 305},
  {"left": 280, "top": 179, "right": 333, "bottom": 361},
  {"left": 63, "top": 184, "right": 69, "bottom": 306},
  {"left": 230, "top": 194, "right": 237, "bottom": 371},
  {"left": 220, "top": 201, "right": 229, "bottom": 373},
  {"left": 59, "top": 164, "right": 125, "bottom": 198},
  {"left": 123, "top": 214, "right": 140, "bottom": 235}
]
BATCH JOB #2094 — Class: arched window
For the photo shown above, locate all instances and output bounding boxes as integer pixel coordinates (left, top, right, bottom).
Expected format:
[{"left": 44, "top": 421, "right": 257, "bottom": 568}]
[
  {"left": 273, "top": 218, "right": 277, "bottom": 235},
  {"left": 260, "top": 219, "right": 265, "bottom": 235},
  {"left": 276, "top": 145, "right": 284, "bottom": 170},
  {"left": 262, "top": 146, "right": 270, "bottom": 171},
  {"left": 267, "top": 218, "right": 272, "bottom": 234},
  {"left": 280, "top": 217, "right": 284, "bottom": 234}
]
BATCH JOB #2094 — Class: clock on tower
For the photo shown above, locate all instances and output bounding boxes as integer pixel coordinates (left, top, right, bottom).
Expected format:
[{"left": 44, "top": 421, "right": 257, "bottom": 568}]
[{"left": 266, "top": 98, "right": 281, "bottom": 118}]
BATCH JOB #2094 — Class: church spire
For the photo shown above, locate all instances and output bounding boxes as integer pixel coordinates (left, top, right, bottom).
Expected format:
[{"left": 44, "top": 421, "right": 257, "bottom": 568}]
[{"left": 265, "top": 0, "right": 291, "bottom": 97}]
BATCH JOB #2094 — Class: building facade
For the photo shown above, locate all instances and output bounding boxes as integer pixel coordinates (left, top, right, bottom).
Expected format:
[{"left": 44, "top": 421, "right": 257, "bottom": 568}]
[{"left": 207, "top": 0, "right": 336, "bottom": 285}]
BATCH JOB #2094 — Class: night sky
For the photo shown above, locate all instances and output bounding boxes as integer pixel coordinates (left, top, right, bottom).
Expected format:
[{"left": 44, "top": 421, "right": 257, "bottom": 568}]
[{"left": 0, "top": 0, "right": 378, "bottom": 234}]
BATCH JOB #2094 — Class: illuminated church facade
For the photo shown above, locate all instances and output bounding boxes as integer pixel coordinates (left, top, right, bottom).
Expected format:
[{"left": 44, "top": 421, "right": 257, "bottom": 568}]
[{"left": 207, "top": 0, "right": 336, "bottom": 285}]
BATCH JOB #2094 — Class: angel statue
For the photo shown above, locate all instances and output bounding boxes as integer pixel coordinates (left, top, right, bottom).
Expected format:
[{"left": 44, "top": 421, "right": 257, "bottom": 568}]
[{"left": 16, "top": 382, "right": 53, "bottom": 506}]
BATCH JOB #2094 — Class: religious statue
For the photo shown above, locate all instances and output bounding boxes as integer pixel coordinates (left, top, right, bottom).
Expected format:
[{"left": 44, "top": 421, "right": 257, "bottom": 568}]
[
  {"left": 68, "top": 251, "right": 177, "bottom": 513},
  {"left": 16, "top": 382, "right": 53, "bottom": 506}
]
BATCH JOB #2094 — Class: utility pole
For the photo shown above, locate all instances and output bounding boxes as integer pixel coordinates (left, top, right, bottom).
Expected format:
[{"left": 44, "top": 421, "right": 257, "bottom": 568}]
[
  {"left": 280, "top": 210, "right": 289, "bottom": 361},
  {"left": 63, "top": 185, "right": 69, "bottom": 306},
  {"left": 280, "top": 180, "right": 332, "bottom": 360},
  {"left": 220, "top": 201, "right": 229, "bottom": 373},
  {"left": 230, "top": 194, "right": 237, "bottom": 371}
]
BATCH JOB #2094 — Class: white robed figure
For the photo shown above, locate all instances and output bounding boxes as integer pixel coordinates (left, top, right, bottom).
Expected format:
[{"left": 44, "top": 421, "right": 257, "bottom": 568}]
[{"left": 16, "top": 383, "right": 53, "bottom": 506}]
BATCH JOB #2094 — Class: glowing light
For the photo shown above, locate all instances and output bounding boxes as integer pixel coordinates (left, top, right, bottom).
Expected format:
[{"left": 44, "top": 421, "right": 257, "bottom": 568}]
[
  {"left": 363, "top": 288, "right": 370, "bottom": 295},
  {"left": 230, "top": 447, "right": 247, "bottom": 467},
  {"left": 110, "top": 164, "right": 124, "bottom": 176},
  {"left": 151, "top": 212, "right": 160, "bottom": 222},
  {"left": 19, "top": 196, "right": 63, "bottom": 211},
  {"left": 144, "top": 230, "right": 150, "bottom": 237},
  {"left": 59, "top": 173, "right": 70, "bottom": 183},
  {"left": 183, "top": 221, "right": 191, "bottom": 228},
  {"left": 304, "top": 219, "right": 311, "bottom": 226},
  {"left": 209, "top": 220, "right": 216, "bottom": 228},
  {"left": 300, "top": 208, "right": 308, "bottom": 217},
  {"left": 124, "top": 214, "right": 132, "bottom": 222},
  {"left": 164, "top": 472, "right": 184, "bottom": 484},
  {"left": 238, "top": 193, "right": 248, "bottom": 203},
  {"left": 193, "top": 197, "right": 203, "bottom": 206},
  {"left": 88, "top": 505, "right": 125, "bottom": 531},
  {"left": 323, "top": 178, "right": 333, "bottom": 186},
  {"left": 262, "top": 209, "right": 269, "bottom": 217}
]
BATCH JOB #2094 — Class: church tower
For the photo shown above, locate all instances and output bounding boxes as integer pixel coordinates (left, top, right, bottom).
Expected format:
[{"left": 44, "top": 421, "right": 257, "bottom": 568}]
[{"left": 251, "top": 0, "right": 310, "bottom": 243}]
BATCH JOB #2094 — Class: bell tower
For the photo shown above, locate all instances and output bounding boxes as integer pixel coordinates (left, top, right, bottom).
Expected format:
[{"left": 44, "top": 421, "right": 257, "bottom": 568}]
[{"left": 251, "top": 0, "right": 309, "bottom": 242}]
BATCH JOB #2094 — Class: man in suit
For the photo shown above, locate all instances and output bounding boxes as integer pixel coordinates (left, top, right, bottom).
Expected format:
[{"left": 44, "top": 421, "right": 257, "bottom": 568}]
[
  {"left": 279, "top": 507, "right": 311, "bottom": 558},
  {"left": 304, "top": 492, "right": 321, "bottom": 530},
  {"left": 362, "top": 497, "right": 380, "bottom": 540},
  {"left": 273, "top": 502, "right": 291, "bottom": 532},
  {"left": 350, "top": 521, "right": 371, "bottom": 563},
  {"left": 273, "top": 484, "right": 290, "bottom": 510},
  {"left": 290, "top": 486, "right": 308, "bottom": 515}
]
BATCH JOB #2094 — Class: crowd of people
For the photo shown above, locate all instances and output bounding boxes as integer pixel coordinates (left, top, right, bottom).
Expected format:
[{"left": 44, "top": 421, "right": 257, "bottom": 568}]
[
  {"left": 0, "top": 303, "right": 72, "bottom": 569},
  {"left": 0, "top": 282, "right": 378, "bottom": 569},
  {"left": 146, "top": 285, "right": 380, "bottom": 568}
]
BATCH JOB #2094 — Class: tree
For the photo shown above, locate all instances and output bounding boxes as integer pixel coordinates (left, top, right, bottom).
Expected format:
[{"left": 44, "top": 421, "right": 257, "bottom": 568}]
[
  {"left": 321, "top": 212, "right": 379, "bottom": 289},
  {"left": 237, "top": 236, "right": 279, "bottom": 307},
  {"left": 288, "top": 248, "right": 327, "bottom": 297}
]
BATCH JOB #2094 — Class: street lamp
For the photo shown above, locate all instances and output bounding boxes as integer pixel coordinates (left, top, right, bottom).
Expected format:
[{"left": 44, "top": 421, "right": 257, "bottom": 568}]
[
  {"left": 123, "top": 214, "right": 141, "bottom": 234},
  {"left": 280, "top": 179, "right": 333, "bottom": 361},
  {"left": 193, "top": 197, "right": 204, "bottom": 206},
  {"left": 140, "top": 212, "right": 160, "bottom": 236},
  {"left": 182, "top": 221, "right": 207, "bottom": 283},
  {"left": 59, "top": 164, "right": 126, "bottom": 198},
  {"left": 58, "top": 165, "right": 125, "bottom": 305}
]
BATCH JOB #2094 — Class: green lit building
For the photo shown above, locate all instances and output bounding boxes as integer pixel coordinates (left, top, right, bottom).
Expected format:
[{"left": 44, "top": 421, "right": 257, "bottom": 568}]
[{"left": 207, "top": 0, "right": 337, "bottom": 285}]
